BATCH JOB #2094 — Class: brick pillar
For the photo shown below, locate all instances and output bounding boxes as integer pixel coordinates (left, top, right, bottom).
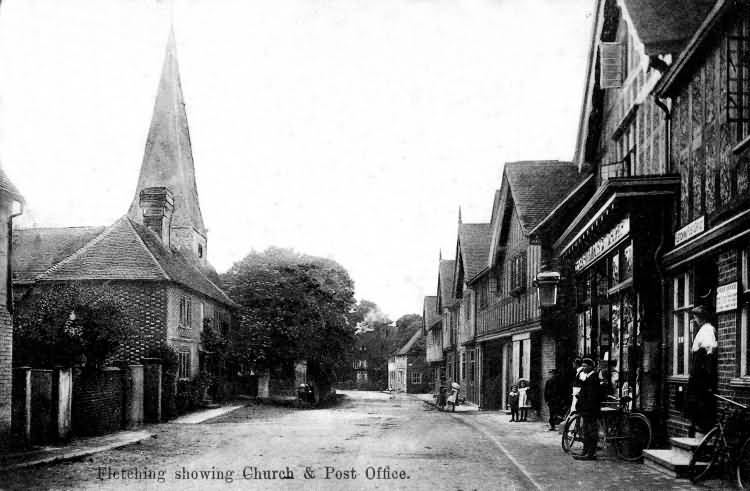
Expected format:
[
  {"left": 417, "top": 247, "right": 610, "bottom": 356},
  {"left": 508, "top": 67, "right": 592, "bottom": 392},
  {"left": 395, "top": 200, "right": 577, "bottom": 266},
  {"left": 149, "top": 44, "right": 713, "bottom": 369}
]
[
  {"left": 142, "top": 358, "right": 162, "bottom": 423},
  {"left": 55, "top": 368, "right": 72, "bottom": 441},
  {"left": 123, "top": 365, "right": 144, "bottom": 429}
]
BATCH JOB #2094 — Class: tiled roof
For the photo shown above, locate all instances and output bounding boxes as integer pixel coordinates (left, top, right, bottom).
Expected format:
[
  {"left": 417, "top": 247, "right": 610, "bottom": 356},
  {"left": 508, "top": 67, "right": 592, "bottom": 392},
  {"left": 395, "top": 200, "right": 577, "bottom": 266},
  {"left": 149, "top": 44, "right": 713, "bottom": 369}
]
[
  {"left": 624, "top": 0, "right": 716, "bottom": 55},
  {"left": 13, "top": 226, "right": 106, "bottom": 283},
  {"left": 397, "top": 328, "right": 424, "bottom": 356},
  {"left": 504, "top": 161, "right": 582, "bottom": 233},
  {"left": 0, "top": 166, "right": 22, "bottom": 203},
  {"left": 131, "top": 219, "right": 236, "bottom": 306},
  {"left": 458, "top": 223, "right": 491, "bottom": 281},
  {"left": 423, "top": 296, "right": 440, "bottom": 330},
  {"left": 438, "top": 259, "right": 455, "bottom": 309},
  {"left": 19, "top": 217, "right": 236, "bottom": 307}
]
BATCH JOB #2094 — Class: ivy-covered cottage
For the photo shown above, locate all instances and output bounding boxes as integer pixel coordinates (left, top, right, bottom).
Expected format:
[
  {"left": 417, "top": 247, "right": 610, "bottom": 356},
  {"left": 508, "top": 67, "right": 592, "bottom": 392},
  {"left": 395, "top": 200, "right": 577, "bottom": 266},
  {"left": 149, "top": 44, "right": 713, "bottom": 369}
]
[{"left": 12, "top": 29, "right": 237, "bottom": 380}]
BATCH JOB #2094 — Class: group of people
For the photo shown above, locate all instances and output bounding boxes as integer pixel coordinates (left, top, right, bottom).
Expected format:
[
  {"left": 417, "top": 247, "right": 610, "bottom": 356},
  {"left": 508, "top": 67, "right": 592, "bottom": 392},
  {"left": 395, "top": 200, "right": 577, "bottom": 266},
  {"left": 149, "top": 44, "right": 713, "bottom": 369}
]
[
  {"left": 505, "top": 305, "right": 719, "bottom": 461},
  {"left": 507, "top": 379, "right": 532, "bottom": 422}
]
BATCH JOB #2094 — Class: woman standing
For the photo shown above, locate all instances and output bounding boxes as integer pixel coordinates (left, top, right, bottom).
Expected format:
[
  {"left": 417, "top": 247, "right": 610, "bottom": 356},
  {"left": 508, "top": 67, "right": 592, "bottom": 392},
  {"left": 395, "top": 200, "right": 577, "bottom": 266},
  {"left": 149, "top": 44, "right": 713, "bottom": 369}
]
[{"left": 685, "top": 306, "right": 718, "bottom": 437}]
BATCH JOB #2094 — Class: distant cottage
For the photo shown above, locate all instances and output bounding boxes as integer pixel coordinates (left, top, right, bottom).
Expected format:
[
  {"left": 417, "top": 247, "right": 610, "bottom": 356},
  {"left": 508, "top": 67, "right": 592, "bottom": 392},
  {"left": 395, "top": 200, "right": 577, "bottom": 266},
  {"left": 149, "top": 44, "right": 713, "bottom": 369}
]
[{"left": 12, "top": 29, "right": 237, "bottom": 380}]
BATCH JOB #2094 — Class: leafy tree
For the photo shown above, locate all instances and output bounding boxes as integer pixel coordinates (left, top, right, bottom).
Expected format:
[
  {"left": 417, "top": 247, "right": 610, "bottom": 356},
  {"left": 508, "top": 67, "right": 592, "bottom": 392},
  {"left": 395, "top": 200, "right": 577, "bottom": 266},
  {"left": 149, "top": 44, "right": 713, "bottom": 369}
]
[
  {"left": 13, "top": 284, "right": 133, "bottom": 369},
  {"left": 220, "top": 247, "right": 358, "bottom": 392}
]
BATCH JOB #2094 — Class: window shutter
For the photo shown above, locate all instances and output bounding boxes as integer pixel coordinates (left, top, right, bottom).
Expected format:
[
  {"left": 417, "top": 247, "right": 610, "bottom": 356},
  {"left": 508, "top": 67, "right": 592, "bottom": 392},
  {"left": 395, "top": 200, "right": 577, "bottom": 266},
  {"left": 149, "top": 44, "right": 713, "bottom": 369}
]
[{"left": 600, "top": 42, "right": 623, "bottom": 89}]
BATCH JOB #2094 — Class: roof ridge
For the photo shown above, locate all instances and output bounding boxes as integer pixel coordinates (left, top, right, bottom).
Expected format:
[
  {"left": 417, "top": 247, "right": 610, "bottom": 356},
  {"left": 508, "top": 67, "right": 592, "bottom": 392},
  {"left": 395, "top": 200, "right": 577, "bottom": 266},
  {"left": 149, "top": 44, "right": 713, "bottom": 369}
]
[
  {"left": 17, "top": 225, "right": 104, "bottom": 232},
  {"left": 39, "top": 220, "right": 121, "bottom": 278},
  {"left": 124, "top": 217, "right": 171, "bottom": 281}
]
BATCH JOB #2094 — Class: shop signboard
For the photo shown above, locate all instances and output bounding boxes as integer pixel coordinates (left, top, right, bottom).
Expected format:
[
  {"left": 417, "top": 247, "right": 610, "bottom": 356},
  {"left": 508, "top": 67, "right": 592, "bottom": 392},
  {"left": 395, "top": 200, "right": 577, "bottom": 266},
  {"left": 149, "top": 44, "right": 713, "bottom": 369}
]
[
  {"left": 716, "top": 282, "right": 738, "bottom": 313},
  {"left": 674, "top": 216, "right": 704, "bottom": 246},
  {"left": 575, "top": 217, "right": 630, "bottom": 272}
]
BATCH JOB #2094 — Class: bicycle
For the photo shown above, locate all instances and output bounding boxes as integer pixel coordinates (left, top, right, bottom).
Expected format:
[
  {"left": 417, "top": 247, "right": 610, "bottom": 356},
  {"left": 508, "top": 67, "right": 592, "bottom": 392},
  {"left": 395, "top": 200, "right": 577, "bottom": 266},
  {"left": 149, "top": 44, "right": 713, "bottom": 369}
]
[
  {"left": 561, "top": 395, "right": 652, "bottom": 461},
  {"left": 688, "top": 394, "right": 750, "bottom": 488}
]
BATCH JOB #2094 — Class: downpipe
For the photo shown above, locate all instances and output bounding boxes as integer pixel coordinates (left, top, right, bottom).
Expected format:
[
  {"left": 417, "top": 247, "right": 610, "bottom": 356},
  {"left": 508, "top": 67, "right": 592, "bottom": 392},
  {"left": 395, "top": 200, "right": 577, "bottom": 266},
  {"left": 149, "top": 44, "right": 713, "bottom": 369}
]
[{"left": 7, "top": 201, "right": 23, "bottom": 314}]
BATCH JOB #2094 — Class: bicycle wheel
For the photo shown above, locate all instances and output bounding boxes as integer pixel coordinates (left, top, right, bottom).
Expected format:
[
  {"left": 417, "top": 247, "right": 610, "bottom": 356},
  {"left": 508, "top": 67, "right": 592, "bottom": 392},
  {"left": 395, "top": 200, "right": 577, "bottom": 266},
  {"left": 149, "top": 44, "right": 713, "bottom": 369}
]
[
  {"left": 689, "top": 426, "right": 721, "bottom": 484},
  {"left": 737, "top": 436, "right": 750, "bottom": 489},
  {"left": 614, "top": 413, "right": 652, "bottom": 461},
  {"left": 562, "top": 414, "right": 583, "bottom": 454}
]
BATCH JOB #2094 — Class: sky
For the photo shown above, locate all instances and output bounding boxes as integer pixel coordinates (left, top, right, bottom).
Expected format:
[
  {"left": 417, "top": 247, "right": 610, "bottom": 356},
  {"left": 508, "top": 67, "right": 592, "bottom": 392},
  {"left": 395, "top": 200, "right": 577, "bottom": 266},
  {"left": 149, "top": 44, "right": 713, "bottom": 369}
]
[{"left": 0, "top": 0, "right": 593, "bottom": 319}]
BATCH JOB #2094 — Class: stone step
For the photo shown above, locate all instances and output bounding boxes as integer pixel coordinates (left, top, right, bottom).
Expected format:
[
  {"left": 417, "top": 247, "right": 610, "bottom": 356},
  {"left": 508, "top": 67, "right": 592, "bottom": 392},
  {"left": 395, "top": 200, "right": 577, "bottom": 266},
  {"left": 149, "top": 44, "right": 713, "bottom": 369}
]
[
  {"left": 643, "top": 448, "right": 706, "bottom": 479},
  {"left": 668, "top": 436, "right": 703, "bottom": 459}
]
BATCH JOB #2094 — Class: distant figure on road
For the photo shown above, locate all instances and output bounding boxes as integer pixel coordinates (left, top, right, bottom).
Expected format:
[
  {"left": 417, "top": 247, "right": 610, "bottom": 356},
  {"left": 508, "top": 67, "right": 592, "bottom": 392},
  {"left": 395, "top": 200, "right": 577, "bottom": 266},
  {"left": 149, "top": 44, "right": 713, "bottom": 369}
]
[
  {"left": 518, "top": 379, "right": 532, "bottom": 422},
  {"left": 544, "top": 369, "right": 565, "bottom": 430},
  {"left": 508, "top": 385, "right": 519, "bottom": 422},
  {"left": 573, "top": 358, "right": 601, "bottom": 460}
]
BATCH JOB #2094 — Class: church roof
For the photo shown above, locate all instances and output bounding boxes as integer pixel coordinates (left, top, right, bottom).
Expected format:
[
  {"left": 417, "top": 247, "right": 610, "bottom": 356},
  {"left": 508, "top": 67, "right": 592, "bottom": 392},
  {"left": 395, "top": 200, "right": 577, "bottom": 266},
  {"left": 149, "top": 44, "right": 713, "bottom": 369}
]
[
  {"left": 13, "top": 226, "right": 106, "bottom": 284},
  {"left": 127, "top": 28, "right": 206, "bottom": 236},
  {"left": 14, "top": 218, "right": 236, "bottom": 307}
]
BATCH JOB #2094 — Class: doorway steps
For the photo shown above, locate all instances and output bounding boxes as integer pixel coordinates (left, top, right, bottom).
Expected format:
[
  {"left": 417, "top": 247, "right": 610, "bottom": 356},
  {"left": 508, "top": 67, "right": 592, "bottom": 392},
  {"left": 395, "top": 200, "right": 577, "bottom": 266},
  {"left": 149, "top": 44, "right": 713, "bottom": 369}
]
[{"left": 643, "top": 437, "right": 704, "bottom": 478}]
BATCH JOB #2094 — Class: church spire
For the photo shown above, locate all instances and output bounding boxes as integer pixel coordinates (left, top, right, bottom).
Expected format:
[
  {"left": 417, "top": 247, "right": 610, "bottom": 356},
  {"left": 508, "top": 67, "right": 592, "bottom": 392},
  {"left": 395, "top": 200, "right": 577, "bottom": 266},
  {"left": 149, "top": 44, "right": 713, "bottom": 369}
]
[{"left": 128, "top": 26, "right": 208, "bottom": 265}]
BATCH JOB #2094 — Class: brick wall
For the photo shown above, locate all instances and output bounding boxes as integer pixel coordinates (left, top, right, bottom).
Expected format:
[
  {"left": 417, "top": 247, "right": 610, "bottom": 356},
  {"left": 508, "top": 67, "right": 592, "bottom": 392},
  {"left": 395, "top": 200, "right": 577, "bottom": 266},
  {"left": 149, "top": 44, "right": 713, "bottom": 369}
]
[
  {"left": 72, "top": 367, "right": 123, "bottom": 436},
  {"left": 0, "top": 307, "right": 12, "bottom": 447},
  {"left": 109, "top": 282, "right": 168, "bottom": 363}
]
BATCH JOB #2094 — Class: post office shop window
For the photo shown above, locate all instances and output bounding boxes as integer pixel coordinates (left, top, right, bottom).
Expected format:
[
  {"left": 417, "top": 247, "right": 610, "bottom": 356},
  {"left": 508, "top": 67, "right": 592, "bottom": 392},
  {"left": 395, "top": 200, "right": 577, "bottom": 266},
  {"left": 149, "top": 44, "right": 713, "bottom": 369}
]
[
  {"left": 740, "top": 246, "right": 750, "bottom": 376},
  {"left": 671, "top": 271, "right": 694, "bottom": 376}
]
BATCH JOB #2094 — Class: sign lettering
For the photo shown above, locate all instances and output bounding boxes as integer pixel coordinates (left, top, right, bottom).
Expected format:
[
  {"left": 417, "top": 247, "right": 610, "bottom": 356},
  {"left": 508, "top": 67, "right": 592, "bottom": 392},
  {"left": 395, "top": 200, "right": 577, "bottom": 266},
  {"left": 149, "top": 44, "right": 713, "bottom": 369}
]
[
  {"left": 575, "top": 217, "right": 630, "bottom": 272},
  {"left": 675, "top": 216, "right": 705, "bottom": 246},
  {"left": 716, "top": 282, "right": 738, "bottom": 313}
]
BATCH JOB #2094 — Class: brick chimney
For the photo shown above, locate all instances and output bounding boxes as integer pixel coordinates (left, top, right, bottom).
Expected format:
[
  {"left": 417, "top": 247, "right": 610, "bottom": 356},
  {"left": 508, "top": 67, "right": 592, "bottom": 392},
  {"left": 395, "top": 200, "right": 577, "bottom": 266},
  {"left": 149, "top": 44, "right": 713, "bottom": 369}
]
[{"left": 139, "top": 187, "right": 174, "bottom": 245}]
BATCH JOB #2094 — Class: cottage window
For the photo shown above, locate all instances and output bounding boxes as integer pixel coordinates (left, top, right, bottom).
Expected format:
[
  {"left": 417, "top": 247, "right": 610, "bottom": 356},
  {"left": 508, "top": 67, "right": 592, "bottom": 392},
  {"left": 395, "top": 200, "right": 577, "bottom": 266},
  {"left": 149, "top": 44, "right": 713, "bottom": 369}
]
[
  {"left": 178, "top": 350, "right": 191, "bottom": 380},
  {"left": 410, "top": 372, "right": 422, "bottom": 385},
  {"left": 510, "top": 252, "right": 527, "bottom": 293},
  {"left": 728, "top": 10, "right": 750, "bottom": 141},
  {"left": 671, "top": 271, "right": 694, "bottom": 376},
  {"left": 356, "top": 372, "right": 368, "bottom": 383},
  {"left": 179, "top": 296, "right": 192, "bottom": 328}
]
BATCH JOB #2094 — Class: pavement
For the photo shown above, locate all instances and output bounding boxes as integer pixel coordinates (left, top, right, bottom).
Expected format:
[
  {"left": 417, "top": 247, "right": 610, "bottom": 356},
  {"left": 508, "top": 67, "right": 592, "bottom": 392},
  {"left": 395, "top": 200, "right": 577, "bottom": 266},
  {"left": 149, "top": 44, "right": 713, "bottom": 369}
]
[
  {"left": 0, "top": 403, "right": 246, "bottom": 473},
  {"left": 0, "top": 430, "right": 152, "bottom": 473},
  {"left": 0, "top": 391, "right": 723, "bottom": 490},
  {"left": 171, "top": 404, "right": 245, "bottom": 424}
]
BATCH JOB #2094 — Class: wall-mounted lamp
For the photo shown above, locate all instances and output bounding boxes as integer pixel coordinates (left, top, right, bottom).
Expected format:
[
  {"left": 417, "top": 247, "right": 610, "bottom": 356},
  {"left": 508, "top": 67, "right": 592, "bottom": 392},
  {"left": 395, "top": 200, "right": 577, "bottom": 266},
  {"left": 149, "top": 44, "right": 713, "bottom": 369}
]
[{"left": 534, "top": 271, "right": 561, "bottom": 308}]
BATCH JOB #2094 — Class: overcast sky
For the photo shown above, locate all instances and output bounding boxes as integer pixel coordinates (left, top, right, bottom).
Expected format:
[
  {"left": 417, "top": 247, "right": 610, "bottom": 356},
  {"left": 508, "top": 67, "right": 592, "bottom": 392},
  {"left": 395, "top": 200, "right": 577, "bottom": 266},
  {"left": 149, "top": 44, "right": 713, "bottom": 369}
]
[{"left": 0, "top": 0, "right": 593, "bottom": 319}]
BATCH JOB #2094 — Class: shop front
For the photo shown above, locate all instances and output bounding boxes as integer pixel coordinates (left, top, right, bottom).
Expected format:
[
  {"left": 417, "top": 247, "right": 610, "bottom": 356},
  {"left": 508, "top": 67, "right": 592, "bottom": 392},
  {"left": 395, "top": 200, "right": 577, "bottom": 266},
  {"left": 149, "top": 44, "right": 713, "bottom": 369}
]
[
  {"left": 554, "top": 177, "right": 678, "bottom": 426},
  {"left": 662, "top": 208, "right": 750, "bottom": 436}
]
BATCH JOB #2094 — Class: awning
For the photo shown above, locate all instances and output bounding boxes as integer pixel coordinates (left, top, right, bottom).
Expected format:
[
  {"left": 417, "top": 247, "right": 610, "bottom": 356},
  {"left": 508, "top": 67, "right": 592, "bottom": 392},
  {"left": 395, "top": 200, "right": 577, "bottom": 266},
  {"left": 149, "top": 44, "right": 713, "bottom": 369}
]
[{"left": 554, "top": 176, "right": 680, "bottom": 260}]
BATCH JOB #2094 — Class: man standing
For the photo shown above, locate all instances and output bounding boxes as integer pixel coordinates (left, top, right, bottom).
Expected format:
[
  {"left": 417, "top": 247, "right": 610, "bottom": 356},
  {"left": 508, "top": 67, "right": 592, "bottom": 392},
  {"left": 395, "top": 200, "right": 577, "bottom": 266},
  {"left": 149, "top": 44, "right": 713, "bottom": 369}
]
[
  {"left": 573, "top": 358, "right": 601, "bottom": 460},
  {"left": 544, "top": 369, "right": 564, "bottom": 430}
]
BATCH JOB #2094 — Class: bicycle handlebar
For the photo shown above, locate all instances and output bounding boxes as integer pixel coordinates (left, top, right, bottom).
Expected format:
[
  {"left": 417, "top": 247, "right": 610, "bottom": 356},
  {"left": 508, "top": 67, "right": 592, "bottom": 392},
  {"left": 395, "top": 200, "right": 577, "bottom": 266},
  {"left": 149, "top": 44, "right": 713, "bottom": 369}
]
[{"left": 715, "top": 393, "right": 749, "bottom": 410}]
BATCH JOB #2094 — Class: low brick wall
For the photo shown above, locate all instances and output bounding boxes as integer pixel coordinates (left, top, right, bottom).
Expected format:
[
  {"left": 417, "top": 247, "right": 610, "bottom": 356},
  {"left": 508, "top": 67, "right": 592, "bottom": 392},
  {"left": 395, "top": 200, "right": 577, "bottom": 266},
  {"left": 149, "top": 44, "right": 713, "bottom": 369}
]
[{"left": 72, "top": 367, "right": 123, "bottom": 436}]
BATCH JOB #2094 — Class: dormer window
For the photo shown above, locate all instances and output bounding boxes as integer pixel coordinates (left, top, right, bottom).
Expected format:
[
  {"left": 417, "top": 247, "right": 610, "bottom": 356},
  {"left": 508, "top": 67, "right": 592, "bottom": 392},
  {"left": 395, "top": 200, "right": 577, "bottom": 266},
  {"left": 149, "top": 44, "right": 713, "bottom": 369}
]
[{"left": 198, "top": 244, "right": 203, "bottom": 258}]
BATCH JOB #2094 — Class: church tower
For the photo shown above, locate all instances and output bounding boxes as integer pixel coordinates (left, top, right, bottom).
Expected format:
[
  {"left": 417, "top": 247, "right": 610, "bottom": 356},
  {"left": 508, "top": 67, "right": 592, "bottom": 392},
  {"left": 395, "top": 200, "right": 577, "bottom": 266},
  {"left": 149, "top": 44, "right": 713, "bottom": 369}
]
[{"left": 127, "top": 27, "right": 208, "bottom": 267}]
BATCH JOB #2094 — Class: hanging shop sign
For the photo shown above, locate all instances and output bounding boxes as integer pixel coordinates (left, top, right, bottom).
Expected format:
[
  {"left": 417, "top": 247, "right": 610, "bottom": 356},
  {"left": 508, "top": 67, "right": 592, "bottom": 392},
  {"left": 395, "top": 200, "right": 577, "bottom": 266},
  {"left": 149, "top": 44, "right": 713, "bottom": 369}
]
[
  {"left": 674, "top": 216, "right": 705, "bottom": 246},
  {"left": 716, "top": 282, "right": 738, "bottom": 313},
  {"left": 575, "top": 217, "right": 630, "bottom": 272}
]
